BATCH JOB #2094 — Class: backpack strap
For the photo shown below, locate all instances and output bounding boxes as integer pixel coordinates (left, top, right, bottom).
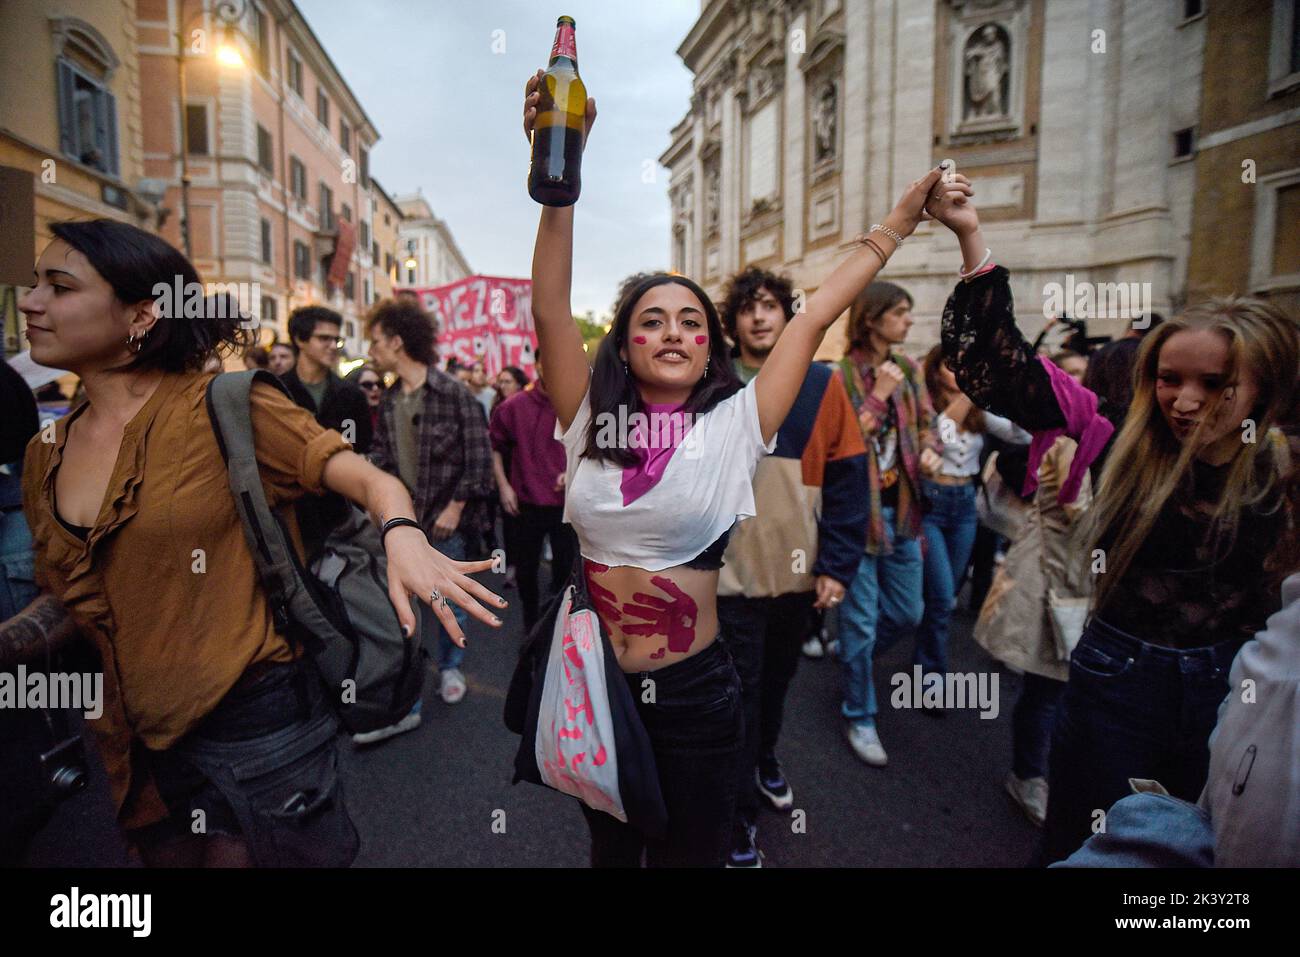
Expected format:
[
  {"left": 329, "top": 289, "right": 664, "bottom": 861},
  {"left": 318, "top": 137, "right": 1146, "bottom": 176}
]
[{"left": 205, "top": 370, "right": 301, "bottom": 635}]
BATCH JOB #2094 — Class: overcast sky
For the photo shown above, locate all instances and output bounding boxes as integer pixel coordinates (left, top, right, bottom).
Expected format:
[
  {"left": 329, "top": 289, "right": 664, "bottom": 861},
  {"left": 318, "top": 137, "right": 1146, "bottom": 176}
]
[{"left": 296, "top": 0, "right": 699, "bottom": 317}]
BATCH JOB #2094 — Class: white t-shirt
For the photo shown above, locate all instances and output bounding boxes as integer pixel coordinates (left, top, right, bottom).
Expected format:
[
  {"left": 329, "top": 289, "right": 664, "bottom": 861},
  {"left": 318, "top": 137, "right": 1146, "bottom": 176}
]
[
  {"left": 935, "top": 410, "right": 1032, "bottom": 477},
  {"left": 556, "top": 380, "right": 777, "bottom": 571}
]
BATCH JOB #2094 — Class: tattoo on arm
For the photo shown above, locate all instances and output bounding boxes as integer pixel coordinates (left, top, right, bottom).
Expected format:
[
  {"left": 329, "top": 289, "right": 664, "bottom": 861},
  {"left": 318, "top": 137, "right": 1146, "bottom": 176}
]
[{"left": 0, "top": 594, "right": 79, "bottom": 670}]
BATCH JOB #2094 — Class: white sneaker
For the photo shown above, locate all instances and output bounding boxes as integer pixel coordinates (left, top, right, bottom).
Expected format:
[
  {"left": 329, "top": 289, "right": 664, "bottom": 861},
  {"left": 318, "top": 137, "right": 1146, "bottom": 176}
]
[
  {"left": 440, "top": 668, "right": 467, "bottom": 704},
  {"left": 1004, "top": 772, "right": 1048, "bottom": 828},
  {"left": 801, "top": 635, "right": 824, "bottom": 659},
  {"left": 847, "top": 722, "right": 888, "bottom": 767},
  {"left": 350, "top": 704, "right": 421, "bottom": 745}
]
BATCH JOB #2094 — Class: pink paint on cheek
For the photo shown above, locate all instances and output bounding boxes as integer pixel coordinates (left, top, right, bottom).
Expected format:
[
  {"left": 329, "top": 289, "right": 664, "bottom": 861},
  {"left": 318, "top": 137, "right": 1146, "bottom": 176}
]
[
  {"left": 632, "top": 336, "right": 647, "bottom": 345},
  {"left": 694, "top": 336, "right": 707, "bottom": 345}
]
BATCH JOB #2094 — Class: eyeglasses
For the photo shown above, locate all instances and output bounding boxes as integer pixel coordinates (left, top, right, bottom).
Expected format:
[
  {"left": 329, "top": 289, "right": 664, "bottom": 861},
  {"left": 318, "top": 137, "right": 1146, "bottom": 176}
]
[
  {"left": 311, "top": 334, "right": 345, "bottom": 348},
  {"left": 359, "top": 381, "right": 382, "bottom": 390}
]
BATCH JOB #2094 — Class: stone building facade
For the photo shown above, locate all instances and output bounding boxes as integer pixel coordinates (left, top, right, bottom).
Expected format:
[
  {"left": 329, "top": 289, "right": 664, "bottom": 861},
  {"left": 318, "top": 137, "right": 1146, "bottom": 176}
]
[{"left": 660, "top": 0, "right": 1219, "bottom": 357}]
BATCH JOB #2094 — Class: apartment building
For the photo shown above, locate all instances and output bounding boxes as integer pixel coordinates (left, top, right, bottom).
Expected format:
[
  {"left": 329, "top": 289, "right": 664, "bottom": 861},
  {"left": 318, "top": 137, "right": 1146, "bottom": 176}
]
[
  {"left": 0, "top": 1, "right": 161, "bottom": 356},
  {"left": 394, "top": 191, "right": 472, "bottom": 289},
  {"left": 137, "top": 0, "right": 381, "bottom": 357}
]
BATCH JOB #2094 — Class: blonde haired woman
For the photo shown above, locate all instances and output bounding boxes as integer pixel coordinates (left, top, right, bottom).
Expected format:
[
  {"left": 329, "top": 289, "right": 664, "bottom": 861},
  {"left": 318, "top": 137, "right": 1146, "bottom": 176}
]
[{"left": 929, "top": 176, "right": 1298, "bottom": 863}]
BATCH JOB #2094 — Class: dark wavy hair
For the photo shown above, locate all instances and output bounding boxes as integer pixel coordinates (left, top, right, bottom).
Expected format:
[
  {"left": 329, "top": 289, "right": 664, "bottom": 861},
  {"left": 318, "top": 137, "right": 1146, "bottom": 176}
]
[
  {"left": 49, "top": 219, "right": 252, "bottom": 372},
  {"left": 582, "top": 273, "right": 741, "bottom": 467},
  {"left": 366, "top": 296, "right": 437, "bottom": 366},
  {"left": 719, "top": 266, "right": 796, "bottom": 341},
  {"left": 288, "top": 305, "right": 342, "bottom": 353}
]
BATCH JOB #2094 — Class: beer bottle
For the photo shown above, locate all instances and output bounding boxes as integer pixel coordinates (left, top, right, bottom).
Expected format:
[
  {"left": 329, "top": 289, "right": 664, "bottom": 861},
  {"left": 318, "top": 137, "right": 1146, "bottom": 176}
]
[{"left": 528, "top": 16, "right": 586, "bottom": 207}]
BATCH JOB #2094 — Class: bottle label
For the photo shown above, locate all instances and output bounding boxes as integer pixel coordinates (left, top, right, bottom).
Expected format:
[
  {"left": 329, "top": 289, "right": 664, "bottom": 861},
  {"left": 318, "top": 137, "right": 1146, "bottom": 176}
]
[{"left": 551, "top": 22, "right": 577, "bottom": 62}]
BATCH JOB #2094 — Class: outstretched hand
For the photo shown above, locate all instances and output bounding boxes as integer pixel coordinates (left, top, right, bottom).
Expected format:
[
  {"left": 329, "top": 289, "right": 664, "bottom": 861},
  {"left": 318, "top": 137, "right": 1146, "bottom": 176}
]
[{"left": 523, "top": 69, "right": 597, "bottom": 147}]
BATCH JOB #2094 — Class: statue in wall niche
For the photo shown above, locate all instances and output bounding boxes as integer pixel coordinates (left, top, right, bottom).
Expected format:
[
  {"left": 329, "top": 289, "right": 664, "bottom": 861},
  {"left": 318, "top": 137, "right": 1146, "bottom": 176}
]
[
  {"left": 963, "top": 23, "right": 1009, "bottom": 121},
  {"left": 812, "top": 79, "right": 837, "bottom": 163}
]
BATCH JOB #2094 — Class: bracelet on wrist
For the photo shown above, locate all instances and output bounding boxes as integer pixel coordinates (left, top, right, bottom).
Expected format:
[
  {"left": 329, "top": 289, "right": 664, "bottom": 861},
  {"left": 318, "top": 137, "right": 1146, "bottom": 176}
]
[
  {"left": 860, "top": 237, "right": 889, "bottom": 268},
  {"left": 380, "top": 516, "right": 425, "bottom": 545},
  {"left": 870, "top": 223, "right": 905, "bottom": 246},
  {"left": 958, "top": 247, "right": 993, "bottom": 279}
]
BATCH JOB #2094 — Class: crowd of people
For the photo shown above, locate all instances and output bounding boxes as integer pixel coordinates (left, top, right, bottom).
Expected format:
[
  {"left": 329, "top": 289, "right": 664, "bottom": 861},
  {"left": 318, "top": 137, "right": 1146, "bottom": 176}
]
[{"left": 0, "top": 77, "right": 1296, "bottom": 871}]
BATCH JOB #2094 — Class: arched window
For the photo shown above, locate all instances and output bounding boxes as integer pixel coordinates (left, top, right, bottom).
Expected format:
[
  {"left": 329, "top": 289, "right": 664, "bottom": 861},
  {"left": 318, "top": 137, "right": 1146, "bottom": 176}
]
[{"left": 51, "top": 18, "right": 121, "bottom": 176}]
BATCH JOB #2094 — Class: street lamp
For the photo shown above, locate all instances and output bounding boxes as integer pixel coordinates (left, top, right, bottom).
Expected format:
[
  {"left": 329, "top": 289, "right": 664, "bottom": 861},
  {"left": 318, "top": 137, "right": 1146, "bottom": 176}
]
[{"left": 176, "top": 0, "right": 247, "bottom": 260}]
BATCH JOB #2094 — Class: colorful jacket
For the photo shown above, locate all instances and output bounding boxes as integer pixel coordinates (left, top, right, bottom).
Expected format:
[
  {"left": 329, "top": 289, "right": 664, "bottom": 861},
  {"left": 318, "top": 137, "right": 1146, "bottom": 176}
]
[
  {"left": 718, "top": 361, "right": 868, "bottom": 597},
  {"left": 839, "top": 350, "right": 940, "bottom": 554}
]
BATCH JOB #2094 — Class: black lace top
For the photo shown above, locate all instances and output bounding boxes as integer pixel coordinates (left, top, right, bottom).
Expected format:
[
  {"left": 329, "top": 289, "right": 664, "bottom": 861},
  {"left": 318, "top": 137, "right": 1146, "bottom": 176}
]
[{"left": 941, "top": 267, "right": 1284, "bottom": 649}]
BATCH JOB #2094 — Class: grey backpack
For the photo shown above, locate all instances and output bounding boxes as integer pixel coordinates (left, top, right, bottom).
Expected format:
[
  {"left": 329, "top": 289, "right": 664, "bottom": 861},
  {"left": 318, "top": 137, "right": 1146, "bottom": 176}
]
[{"left": 206, "top": 370, "right": 425, "bottom": 734}]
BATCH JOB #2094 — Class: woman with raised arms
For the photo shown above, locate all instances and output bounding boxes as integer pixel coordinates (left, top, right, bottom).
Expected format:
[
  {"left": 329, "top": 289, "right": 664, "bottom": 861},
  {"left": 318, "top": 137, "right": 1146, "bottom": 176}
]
[
  {"left": 523, "top": 70, "right": 963, "bottom": 867},
  {"left": 926, "top": 173, "right": 1298, "bottom": 864}
]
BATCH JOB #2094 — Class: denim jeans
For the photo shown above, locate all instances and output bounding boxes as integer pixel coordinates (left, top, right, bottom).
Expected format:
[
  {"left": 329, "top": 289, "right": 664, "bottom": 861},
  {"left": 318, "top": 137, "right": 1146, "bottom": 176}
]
[
  {"left": 916, "top": 480, "right": 979, "bottom": 677},
  {"left": 717, "top": 592, "right": 814, "bottom": 826},
  {"left": 580, "top": 638, "right": 743, "bottom": 867},
  {"left": 838, "top": 506, "right": 924, "bottom": 724},
  {"left": 419, "top": 532, "right": 469, "bottom": 671},
  {"left": 1039, "top": 616, "right": 1237, "bottom": 865},
  {"left": 1011, "top": 673, "right": 1065, "bottom": 780}
]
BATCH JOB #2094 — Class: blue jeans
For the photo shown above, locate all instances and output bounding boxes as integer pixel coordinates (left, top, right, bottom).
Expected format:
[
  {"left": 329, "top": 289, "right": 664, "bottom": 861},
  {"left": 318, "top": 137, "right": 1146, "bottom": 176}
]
[
  {"left": 1039, "top": 616, "right": 1236, "bottom": 865},
  {"left": 838, "top": 507, "right": 924, "bottom": 724},
  {"left": 916, "top": 481, "right": 978, "bottom": 676},
  {"left": 419, "top": 532, "right": 469, "bottom": 672}
]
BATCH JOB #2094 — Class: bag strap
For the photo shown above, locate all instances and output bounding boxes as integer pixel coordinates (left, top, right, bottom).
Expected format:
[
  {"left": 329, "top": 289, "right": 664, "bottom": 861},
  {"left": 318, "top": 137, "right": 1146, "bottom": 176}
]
[{"left": 205, "top": 370, "right": 301, "bottom": 635}]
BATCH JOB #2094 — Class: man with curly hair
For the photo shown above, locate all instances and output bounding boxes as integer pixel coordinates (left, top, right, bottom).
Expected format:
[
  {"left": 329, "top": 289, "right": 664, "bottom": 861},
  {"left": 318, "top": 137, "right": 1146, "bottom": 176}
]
[
  {"left": 365, "top": 297, "right": 495, "bottom": 718},
  {"left": 716, "top": 267, "right": 868, "bottom": 867}
]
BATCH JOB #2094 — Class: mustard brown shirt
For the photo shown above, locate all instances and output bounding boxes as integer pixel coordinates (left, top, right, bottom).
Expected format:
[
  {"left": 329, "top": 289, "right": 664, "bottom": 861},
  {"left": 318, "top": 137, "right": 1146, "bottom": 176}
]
[{"left": 21, "top": 371, "right": 350, "bottom": 830}]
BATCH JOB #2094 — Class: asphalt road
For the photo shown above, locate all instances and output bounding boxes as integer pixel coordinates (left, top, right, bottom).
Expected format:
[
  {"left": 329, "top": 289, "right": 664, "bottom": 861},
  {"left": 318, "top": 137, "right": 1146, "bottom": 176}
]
[{"left": 24, "top": 561, "right": 1041, "bottom": 868}]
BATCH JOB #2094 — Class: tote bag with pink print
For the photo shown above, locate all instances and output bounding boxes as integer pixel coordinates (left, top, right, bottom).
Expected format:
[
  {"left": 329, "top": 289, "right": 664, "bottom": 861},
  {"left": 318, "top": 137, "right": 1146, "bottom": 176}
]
[{"left": 505, "top": 560, "right": 668, "bottom": 841}]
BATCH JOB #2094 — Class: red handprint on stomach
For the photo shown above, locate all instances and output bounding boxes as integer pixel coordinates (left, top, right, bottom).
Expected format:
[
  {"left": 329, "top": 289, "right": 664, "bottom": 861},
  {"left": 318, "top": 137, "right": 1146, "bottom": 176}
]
[
  {"left": 584, "top": 560, "right": 622, "bottom": 624},
  {"left": 621, "top": 576, "right": 698, "bottom": 653}
]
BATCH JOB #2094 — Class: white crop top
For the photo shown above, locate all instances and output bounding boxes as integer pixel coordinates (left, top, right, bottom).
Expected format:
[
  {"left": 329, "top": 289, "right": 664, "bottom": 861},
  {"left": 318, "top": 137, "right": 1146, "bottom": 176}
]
[
  {"left": 935, "top": 410, "right": 1032, "bottom": 477},
  {"left": 556, "top": 380, "right": 777, "bottom": 571}
]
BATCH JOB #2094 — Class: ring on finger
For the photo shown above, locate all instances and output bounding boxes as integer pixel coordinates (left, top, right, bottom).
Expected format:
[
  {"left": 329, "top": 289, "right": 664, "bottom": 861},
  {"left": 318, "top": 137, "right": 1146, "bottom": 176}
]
[{"left": 431, "top": 588, "right": 445, "bottom": 607}]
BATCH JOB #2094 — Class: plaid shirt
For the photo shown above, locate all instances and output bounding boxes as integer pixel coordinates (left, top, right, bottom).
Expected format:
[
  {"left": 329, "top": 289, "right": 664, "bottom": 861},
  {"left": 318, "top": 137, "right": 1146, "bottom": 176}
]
[
  {"left": 369, "top": 368, "right": 496, "bottom": 539},
  {"left": 838, "top": 350, "right": 940, "bottom": 555}
]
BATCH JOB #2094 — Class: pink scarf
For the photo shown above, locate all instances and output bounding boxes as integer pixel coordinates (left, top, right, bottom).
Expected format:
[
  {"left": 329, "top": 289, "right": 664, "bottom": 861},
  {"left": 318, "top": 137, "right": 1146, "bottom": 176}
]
[
  {"left": 620, "top": 402, "right": 697, "bottom": 505},
  {"left": 1022, "top": 355, "right": 1114, "bottom": 505}
]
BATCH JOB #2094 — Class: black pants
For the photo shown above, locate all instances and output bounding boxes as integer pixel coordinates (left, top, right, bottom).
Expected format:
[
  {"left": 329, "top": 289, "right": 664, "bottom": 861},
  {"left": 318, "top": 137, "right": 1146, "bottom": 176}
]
[
  {"left": 716, "top": 592, "right": 813, "bottom": 827},
  {"left": 513, "top": 503, "right": 578, "bottom": 632},
  {"left": 131, "top": 661, "right": 358, "bottom": 868},
  {"left": 580, "top": 638, "right": 742, "bottom": 867},
  {"left": 967, "top": 524, "right": 1001, "bottom": 611}
]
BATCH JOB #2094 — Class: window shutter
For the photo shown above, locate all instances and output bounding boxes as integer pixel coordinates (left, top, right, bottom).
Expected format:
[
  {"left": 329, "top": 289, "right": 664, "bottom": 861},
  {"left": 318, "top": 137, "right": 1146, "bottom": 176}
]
[
  {"left": 56, "top": 60, "right": 78, "bottom": 157},
  {"left": 105, "top": 91, "right": 119, "bottom": 175}
]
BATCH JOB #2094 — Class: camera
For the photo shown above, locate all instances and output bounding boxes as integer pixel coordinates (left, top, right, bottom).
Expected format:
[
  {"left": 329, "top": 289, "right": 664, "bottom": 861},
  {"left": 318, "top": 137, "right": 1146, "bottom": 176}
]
[{"left": 39, "top": 734, "right": 88, "bottom": 805}]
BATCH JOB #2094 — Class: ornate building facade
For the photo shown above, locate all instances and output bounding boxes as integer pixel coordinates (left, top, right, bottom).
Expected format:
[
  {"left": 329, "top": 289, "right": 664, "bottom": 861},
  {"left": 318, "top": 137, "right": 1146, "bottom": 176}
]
[{"left": 661, "top": 0, "right": 1212, "bottom": 356}]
